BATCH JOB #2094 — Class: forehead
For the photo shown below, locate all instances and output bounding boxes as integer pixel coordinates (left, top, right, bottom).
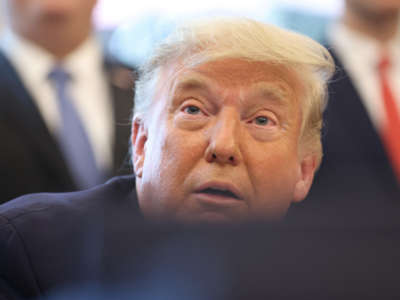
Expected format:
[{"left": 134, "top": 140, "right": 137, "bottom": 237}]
[
  {"left": 193, "top": 59, "right": 298, "bottom": 86},
  {"left": 163, "top": 58, "right": 304, "bottom": 105}
]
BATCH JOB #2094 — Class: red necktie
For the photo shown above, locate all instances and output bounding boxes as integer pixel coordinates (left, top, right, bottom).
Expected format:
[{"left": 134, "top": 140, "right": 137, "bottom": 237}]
[{"left": 378, "top": 52, "right": 400, "bottom": 182}]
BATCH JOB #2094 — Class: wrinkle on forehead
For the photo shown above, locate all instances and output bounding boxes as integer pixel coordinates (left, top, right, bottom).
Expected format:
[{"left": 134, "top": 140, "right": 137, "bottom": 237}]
[
  {"left": 168, "top": 59, "right": 300, "bottom": 105},
  {"left": 193, "top": 59, "right": 298, "bottom": 87},
  {"left": 163, "top": 58, "right": 299, "bottom": 87}
]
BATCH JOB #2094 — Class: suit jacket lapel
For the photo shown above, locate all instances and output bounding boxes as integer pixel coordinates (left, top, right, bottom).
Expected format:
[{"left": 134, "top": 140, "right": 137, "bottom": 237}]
[
  {"left": 324, "top": 49, "right": 398, "bottom": 186},
  {"left": 0, "top": 51, "right": 76, "bottom": 188}
]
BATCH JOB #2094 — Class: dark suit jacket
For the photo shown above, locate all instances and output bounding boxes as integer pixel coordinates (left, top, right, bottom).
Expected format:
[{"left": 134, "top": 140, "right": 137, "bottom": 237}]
[
  {"left": 0, "top": 51, "right": 134, "bottom": 203},
  {"left": 0, "top": 175, "right": 143, "bottom": 299},
  {"left": 1, "top": 175, "right": 400, "bottom": 300},
  {"left": 291, "top": 49, "right": 400, "bottom": 219}
]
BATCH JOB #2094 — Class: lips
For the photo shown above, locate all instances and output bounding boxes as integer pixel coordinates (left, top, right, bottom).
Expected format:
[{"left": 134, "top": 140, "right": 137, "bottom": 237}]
[
  {"left": 200, "top": 187, "right": 240, "bottom": 200},
  {"left": 194, "top": 182, "right": 243, "bottom": 201}
]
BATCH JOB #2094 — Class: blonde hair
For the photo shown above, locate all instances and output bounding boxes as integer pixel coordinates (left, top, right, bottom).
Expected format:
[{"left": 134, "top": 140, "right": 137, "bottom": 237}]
[{"left": 134, "top": 17, "right": 334, "bottom": 165}]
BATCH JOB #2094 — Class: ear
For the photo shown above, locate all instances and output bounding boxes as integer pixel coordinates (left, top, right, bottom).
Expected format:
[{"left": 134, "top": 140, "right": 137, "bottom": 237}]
[
  {"left": 131, "top": 116, "right": 148, "bottom": 178},
  {"left": 293, "top": 154, "right": 317, "bottom": 203}
]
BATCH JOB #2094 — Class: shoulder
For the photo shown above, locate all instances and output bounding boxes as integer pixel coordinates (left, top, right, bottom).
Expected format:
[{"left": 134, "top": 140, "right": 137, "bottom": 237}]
[
  {"left": 0, "top": 50, "right": 20, "bottom": 90},
  {"left": 0, "top": 49, "right": 18, "bottom": 79},
  {"left": 0, "top": 50, "right": 12, "bottom": 67},
  {"left": 0, "top": 49, "right": 26, "bottom": 115},
  {"left": 0, "top": 175, "right": 138, "bottom": 224},
  {"left": 0, "top": 175, "right": 139, "bottom": 297}
]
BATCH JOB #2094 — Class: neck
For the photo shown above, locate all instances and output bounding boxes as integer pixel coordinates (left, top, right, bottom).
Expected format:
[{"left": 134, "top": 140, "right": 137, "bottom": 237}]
[
  {"left": 343, "top": 7, "right": 399, "bottom": 45},
  {"left": 14, "top": 24, "right": 92, "bottom": 60}
]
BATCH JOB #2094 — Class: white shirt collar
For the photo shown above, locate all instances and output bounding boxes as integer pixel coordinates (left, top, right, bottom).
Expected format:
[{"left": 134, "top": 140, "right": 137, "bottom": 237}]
[
  {"left": 329, "top": 22, "right": 400, "bottom": 70},
  {"left": 327, "top": 22, "right": 400, "bottom": 130},
  {"left": 0, "top": 29, "right": 104, "bottom": 82},
  {"left": 63, "top": 35, "right": 105, "bottom": 81}
]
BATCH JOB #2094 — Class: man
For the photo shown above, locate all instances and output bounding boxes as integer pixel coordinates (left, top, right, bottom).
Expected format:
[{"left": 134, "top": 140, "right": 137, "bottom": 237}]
[
  {"left": 0, "top": 0, "right": 133, "bottom": 203},
  {"left": 0, "top": 18, "right": 334, "bottom": 298},
  {"left": 300, "top": 0, "right": 400, "bottom": 216}
]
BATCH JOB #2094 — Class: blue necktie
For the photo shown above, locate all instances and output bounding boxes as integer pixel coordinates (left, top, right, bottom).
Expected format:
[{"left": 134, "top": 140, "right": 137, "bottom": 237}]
[{"left": 48, "top": 65, "right": 103, "bottom": 189}]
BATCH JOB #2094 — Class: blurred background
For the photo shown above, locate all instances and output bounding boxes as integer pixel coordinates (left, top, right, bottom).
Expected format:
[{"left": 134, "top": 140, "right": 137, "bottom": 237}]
[
  {"left": 93, "top": 0, "right": 343, "bottom": 67},
  {"left": 95, "top": 0, "right": 342, "bottom": 67},
  {"left": 0, "top": 0, "right": 343, "bottom": 68}
]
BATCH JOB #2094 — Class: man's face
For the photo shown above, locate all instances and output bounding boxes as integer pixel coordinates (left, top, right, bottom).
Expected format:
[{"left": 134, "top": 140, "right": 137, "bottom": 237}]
[
  {"left": 133, "top": 59, "right": 316, "bottom": 223},
  {"left": 5, "top": 0, "right": 97, "bottom": 38},
  {"left": 346, "top": 0, "right": 400, "bottom": 16}
]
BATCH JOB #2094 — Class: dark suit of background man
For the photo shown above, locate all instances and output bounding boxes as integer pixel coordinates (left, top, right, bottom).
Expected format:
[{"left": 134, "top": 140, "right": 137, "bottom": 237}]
[
  {"left": 0, "top": 0, "right": 133, "bottom": 203},
  {"left": 297, "top": 0, "right": 400, "bottom": 219}
]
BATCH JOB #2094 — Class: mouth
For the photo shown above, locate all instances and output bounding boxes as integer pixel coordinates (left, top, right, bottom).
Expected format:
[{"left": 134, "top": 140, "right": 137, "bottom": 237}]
[
  {"left": 199, "top": 187, "right": 240, "bottom": 200},
  {"left": 194, "top": 182, "right": 243, "bottom": 204}
]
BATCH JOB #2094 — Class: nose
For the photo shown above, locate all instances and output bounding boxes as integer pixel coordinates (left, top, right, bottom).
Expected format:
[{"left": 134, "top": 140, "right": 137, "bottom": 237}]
[{"left": 205, "top": 109, "right": 242, "bottom": 166}]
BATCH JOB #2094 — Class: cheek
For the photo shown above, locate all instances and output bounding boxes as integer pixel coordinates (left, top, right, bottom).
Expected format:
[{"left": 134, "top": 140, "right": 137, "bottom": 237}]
[
  {"left": 142, "top": 128, "right": 208, "bottom": 219},
  {"left": 143, "top": 118, "right": 208, "bottom": 198},
  {"left": 157, "top": 125, "right": 207, "bottom": 177},
  {"left": 245, "top": 141, "right": 300, "bottom": 213}
]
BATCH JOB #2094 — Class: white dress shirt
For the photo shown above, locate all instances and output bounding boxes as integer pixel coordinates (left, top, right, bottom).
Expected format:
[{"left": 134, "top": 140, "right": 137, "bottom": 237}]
[
  {"left": 328, "top": 22, "right": 400, "bottom": 131},
  {"left": 0, "top": 30, "right": 114, "bottom": 172}
]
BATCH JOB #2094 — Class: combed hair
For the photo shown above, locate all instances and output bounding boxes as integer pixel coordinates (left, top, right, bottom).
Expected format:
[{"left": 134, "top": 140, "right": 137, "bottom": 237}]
[{"left": 134, "top": 17, "right": 334, "bottom": 165}]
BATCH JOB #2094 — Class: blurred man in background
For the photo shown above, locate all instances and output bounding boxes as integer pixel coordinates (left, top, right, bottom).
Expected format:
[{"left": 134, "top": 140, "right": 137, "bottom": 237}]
[
  {"left": 299, "top": 0, "right": 400, "bottom": 217},
  {"left": 0, "top": 0, "right": 133, "bottom": 203}
]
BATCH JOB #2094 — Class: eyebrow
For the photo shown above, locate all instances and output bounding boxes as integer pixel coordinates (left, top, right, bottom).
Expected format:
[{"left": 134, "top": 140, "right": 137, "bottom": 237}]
[
  {"left": 243, "top": 82, "right": 292, "bottom": 107},
  {"left": 172, "top": 75, "right": 215, "bottom": 96}
]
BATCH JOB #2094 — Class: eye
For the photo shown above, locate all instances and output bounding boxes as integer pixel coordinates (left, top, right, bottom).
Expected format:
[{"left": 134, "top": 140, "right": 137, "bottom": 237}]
[
  {"left": 254, "top": 116, "right": 270, "bottom": 126},
  {"left": 183, "top": 105, "right": 201, "bottom": 115},
  {"left": 248, "top": 113, "right": 278, "bottom": 128}
]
